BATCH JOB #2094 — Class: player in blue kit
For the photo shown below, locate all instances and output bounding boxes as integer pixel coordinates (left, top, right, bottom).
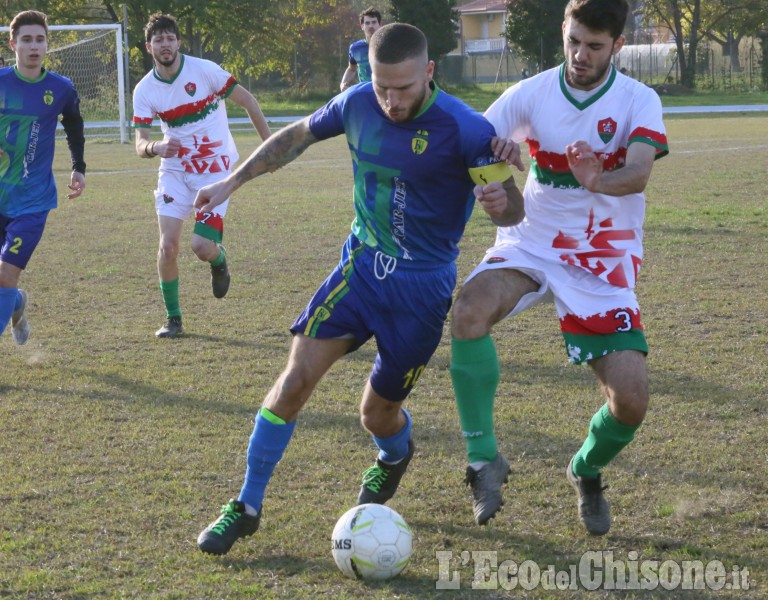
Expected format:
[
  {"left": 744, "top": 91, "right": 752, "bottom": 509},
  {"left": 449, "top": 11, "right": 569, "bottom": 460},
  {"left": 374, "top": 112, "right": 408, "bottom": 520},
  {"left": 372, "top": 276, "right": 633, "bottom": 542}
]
[
  {"left": 0, "top": 10, "right": 86, "bottom": 345},
  {"left": 340, "top": 7, "right": 381, "bottom": 91},
  {"left": 194, "top": 23, "right": 525, "bottom": 556}
]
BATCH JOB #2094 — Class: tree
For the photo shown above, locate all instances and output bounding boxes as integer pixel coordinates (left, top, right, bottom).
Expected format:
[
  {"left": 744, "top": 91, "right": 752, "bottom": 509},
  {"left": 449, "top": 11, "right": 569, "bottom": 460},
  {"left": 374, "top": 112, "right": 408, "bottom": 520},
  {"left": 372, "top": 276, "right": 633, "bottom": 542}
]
[
  {"left": 642, "top": 0, "right": 766, "bottom": 88},
  {"left": 699, "top": 0, "right": 767, "bottom": 72},
  {"left": 504, "top": 0, "right": 568, "bottom": 72},
  {"left": 643, "top": 0, "right": 700, "bottom": 88},
  {"left": 390, "top": 0, "right": 458, "bottom": 64},
  {"left": 110, "top": 0, "right": 350, "bottom": 90},
  {"left": 760, "top": 26, "right": 768, "bottom": 89}
]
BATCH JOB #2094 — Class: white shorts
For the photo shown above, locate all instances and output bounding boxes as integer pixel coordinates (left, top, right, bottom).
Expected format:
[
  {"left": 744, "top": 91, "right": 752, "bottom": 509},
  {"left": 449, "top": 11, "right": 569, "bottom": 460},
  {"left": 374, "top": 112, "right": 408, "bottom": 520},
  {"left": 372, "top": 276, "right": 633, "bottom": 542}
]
[
  {"left": 466, "top": 243, "right": 647, "bottom": 363},
  {"left": 155, "top": 169, "right": 231, "bottom": 220}
]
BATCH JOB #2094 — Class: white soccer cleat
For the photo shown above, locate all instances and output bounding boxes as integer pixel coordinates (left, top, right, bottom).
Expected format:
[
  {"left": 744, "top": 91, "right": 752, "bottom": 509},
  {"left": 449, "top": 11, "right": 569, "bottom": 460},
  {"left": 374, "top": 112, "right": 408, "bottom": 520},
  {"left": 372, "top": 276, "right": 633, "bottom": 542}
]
[{"left": 11, "top": 289, "right": 30, "bottom": 345}]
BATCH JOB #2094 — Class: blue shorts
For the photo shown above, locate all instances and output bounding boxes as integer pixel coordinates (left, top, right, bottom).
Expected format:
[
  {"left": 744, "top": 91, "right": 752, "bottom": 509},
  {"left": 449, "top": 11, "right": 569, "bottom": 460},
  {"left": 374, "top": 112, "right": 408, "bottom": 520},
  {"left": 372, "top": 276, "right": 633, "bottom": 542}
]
[
  {"left": 291, "top": 234, "right": 456, "bottom": 402},
  {"left": 0, "top": 210, "right": 49, "bottom": 269}
]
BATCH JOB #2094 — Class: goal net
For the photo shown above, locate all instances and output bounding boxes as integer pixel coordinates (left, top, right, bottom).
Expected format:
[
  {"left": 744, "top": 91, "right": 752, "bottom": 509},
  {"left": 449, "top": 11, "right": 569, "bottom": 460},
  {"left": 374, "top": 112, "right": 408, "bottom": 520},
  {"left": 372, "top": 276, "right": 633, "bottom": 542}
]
[{"left": 1, "top": 24, "right": 127, "bottom": 143}]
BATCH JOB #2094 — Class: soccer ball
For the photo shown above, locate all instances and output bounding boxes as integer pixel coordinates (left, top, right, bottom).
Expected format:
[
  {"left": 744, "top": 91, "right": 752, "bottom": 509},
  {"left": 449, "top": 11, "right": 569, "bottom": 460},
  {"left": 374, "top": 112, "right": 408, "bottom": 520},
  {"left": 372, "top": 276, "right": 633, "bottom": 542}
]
[{"left": 331, "top": 503, "right": 413, "bottom": 580}]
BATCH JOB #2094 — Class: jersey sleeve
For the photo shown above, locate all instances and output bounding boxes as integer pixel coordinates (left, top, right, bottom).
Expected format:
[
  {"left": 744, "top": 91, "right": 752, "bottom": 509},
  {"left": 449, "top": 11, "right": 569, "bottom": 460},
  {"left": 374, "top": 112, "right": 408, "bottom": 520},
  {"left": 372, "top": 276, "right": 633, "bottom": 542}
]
[
  {"left": 204, "top": 59, "right": 238, "bottom": 99},
  {"left": 60, "top": 82, "right": 86, "bottom": 173},
  {"left": 132, "top": 81, "right": 154, "bottom": 128},
  {"left": 461, "top": 112, "right": 514, "bottom": 184},
  {"left": 628, "top": 85, "right": 668, "bottom": 159},
  {"left": 484, "top": 81, "right": 532, "bottom": 143},
  {"left": 308, "top": 90, "right": 350, "bottom": 140}
]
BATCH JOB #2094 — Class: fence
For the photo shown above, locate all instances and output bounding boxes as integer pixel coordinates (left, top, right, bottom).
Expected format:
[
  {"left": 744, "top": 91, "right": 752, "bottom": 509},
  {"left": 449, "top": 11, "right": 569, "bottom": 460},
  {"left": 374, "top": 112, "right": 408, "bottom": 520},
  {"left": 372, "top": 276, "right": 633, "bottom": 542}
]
[{"left": 614, "top": 37, "right": 764, "bottom": 91}]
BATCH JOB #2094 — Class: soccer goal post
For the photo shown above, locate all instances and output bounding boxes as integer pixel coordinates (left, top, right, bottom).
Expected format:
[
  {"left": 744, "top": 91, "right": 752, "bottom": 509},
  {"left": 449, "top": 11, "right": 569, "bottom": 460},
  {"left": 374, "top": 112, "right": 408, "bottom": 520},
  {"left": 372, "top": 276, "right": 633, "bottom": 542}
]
[{"left": 1, "top": 24, "right": 128, "bottom": 143}]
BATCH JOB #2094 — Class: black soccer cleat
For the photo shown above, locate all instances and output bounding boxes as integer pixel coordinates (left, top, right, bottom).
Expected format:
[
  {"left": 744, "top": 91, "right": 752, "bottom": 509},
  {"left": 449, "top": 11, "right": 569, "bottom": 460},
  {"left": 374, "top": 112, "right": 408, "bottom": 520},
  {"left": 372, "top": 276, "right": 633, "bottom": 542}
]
[
  {"left": 567, "top": 457, "right": 611, "bottom": 536},
  {"left": 210, "top": 245, "right": 230, "bottom": 299},
  {"left": 464, "top": 452, "right": 511, "bottom": 525},
  {"left": 197, "top": 499, "right": 261, "bottom": 555},
  {"left": 357, "top": 440, "right": 415, "bottom": 505}
]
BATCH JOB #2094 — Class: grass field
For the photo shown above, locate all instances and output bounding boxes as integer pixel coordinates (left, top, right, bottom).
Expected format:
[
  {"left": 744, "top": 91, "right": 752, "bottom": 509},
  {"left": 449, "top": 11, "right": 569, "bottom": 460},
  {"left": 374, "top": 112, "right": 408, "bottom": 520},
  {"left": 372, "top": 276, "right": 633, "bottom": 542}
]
[
  {"left": 1, "top": 113, "right": 766, "bottom": 599},
  {"left": 234, "top": 85, "right": 768, "bottom": 118}
]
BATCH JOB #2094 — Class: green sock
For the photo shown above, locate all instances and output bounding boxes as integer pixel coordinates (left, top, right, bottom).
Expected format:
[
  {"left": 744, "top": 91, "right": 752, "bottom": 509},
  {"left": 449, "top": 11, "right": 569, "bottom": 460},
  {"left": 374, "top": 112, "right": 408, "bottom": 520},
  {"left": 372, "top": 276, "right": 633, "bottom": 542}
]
[
  {"left": 210, "top": 245, "right": 225, "bottom": 267},
  {"left": 160, "top": 278, "right": 181, "bottom": 319},
  {"left": 572, "top": 403, "right": 640, "bottom": 478},
  {"left": 450, "top": 335, "right": 499, "bottom": 463}
]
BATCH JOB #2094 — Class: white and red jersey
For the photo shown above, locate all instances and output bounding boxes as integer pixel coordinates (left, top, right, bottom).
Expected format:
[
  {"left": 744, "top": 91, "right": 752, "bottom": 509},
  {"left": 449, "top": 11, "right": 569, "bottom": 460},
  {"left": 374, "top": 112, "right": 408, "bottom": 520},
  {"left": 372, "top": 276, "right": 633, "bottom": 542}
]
[
  {"left": 485, "top": 65, "right": 668, "bottom": 289},
  {"left": 132, "top": 54, "right": 239, "bottom": 175}
]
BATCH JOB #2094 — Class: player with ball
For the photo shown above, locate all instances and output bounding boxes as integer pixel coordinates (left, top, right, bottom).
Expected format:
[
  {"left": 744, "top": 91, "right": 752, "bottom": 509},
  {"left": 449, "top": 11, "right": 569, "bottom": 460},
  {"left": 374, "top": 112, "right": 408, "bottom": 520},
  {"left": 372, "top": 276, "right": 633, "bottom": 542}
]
[{"left": 195, "top": 23, "right": 524, "bottom": 556}]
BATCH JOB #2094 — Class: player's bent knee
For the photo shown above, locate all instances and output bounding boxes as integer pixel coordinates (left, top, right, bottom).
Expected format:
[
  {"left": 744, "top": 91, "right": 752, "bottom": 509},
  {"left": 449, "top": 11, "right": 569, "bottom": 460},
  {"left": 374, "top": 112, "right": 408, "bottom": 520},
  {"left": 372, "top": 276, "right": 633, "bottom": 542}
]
[
  {"left": 451, "top": 295, "right": 492, "bottom": 339},
  {"left": 611, "top": 392, "right": 649, "bottom": 426},
  {"left": 359, "top": 410, "right": 400, "bottom": 438},
  {"left": 190, "top": 236, "right": 214, "bottom": 258}
]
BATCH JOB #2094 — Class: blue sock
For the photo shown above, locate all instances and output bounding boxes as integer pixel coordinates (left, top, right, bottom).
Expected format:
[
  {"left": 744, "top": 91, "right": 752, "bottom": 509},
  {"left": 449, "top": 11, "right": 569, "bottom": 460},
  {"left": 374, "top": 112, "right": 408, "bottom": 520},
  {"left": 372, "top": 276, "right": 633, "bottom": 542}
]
[
  {"left": 373, "top": 408, "right": 412, "bottom": 464},
  {"left": 0, "top": 288, "right": 18, "bottom": 336},
  {"left": 238, "top": 408, "right": 296, "bottom": 512}
]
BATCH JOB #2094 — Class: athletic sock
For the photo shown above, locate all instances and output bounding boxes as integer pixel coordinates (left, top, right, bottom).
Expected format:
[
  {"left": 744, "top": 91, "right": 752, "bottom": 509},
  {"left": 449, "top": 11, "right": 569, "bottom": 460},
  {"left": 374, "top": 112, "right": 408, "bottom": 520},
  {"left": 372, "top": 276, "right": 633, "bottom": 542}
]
[
  {"left": 450, "top": 335, "right": 499, "bottom": 464},
  {"left": 210, "top": 246, "right": 226, "bottom": 267},
  {"left": 0, "top": 288, "right": 17, "bottom": 336},
  {"left": 372, "top": 408, "right": 412, "bottom": 464},
  {"left": 571, "top": 403, "right": 640, "bottom": 478},
  {"left": 238, "top": 407, "right": 296, "bottom": 512},
  {"left": 159, "top": 278, "right": 181, "bottom": 318}
]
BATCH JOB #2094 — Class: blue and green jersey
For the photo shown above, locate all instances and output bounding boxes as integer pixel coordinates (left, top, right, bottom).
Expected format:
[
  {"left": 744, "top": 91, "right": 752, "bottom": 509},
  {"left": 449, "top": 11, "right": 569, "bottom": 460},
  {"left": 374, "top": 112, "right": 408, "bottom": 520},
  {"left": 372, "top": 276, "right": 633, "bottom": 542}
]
[
  {"left": 348, "top": 40, "right": 372, "bottom": 83},
  {"left": 0, "top": 66, "right": 85, "bottom": 217},
  {"left": 309, "top": 82, "right": 504, "bottom": 265}
]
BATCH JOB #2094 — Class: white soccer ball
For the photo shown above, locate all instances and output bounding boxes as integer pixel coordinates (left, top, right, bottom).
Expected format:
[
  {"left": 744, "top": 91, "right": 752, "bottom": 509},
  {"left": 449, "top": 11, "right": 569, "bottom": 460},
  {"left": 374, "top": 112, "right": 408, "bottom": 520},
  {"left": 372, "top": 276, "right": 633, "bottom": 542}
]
[{"left": 331, "top": 503, "right": 413, "bottom": 580}]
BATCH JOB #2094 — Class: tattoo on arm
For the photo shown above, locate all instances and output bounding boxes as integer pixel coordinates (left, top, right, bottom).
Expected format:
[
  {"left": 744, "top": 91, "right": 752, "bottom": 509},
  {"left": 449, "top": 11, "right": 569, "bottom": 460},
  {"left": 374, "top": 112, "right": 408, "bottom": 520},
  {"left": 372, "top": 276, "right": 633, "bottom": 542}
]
[{"left": 234, "top": 119, "right": 317, "bottom": 187}]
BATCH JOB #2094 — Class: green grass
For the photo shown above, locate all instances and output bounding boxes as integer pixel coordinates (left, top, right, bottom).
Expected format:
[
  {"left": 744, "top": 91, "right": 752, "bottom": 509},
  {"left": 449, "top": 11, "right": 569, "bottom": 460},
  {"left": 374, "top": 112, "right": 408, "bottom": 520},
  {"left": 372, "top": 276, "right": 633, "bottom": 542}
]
[
  {"left": 233, "top": 85, "right": 768, "bottom": 118},
  {"left": 1, "top": 116, "right": 767, "bottom": 598}
]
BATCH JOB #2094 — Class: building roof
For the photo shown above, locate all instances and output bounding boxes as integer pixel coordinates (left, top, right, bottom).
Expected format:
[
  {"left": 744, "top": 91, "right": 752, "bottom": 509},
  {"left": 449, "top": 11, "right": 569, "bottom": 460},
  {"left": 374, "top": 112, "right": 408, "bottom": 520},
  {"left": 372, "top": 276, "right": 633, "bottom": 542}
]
[{"left": 455, "top": 0, "right": 508, "bottom": 14}]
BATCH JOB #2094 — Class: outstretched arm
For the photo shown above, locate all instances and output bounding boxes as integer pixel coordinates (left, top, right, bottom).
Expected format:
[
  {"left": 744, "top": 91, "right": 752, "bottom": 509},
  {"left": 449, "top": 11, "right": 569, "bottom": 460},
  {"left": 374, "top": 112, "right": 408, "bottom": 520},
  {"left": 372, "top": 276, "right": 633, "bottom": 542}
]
[
  {"left": 194, "top": 117, "right": 319, "bottom": 213},
  {"left": 228, "top": 84, "right": 272, "bottom": 142}
]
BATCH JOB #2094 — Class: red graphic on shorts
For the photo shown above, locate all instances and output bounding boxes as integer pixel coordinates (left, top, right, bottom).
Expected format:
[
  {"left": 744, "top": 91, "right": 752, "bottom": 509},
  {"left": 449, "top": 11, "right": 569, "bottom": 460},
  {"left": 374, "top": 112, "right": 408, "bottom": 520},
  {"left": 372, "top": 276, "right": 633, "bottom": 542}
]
[
  {"left": 178, "top": 135, "right": 231, "bottom": 174},
  {"left": 560, "top": 307, "right": 643, "bottom": 335},
  {"left": 195, "top": 210, "right": 224, "bottom": 234},
  {"left": 554, "top": 208, "right": 639, "bottom": 287}
]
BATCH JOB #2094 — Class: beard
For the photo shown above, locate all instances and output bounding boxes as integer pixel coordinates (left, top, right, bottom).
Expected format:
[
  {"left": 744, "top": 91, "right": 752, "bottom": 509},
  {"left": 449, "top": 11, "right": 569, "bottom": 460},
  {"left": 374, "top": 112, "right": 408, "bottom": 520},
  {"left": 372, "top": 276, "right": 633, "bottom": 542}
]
[
  {"left": 378, "top": 85, "right": 427, "bottom": 123},
  {"left": 154, "top": 49, "right": 178, "bottom": 68},
  {"left": 567, "top": 56, "right": 612, "bottom": 89}
]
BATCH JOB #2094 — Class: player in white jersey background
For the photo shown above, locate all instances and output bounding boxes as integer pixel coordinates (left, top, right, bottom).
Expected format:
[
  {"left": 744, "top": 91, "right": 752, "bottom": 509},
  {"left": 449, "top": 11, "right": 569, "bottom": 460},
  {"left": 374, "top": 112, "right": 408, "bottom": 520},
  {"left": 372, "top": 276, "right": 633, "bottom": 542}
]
[
  {"left": 132, "top": 13, "right": 271, "bottom": 339},
  {"left": 450, "top": 0, "right": 669, "bottom": 534}
]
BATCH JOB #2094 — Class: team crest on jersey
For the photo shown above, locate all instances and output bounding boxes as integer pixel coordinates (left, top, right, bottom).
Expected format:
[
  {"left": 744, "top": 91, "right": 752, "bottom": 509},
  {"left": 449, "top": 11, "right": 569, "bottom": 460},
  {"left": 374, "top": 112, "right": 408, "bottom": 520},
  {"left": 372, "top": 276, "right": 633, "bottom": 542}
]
[
  {"left": 184, "top": 82, "right": 196, "bottom": 96},
  {"left": 597, "top": 117, "right": 617, "bottom": 143},
  {"left": 44, "top": 90, "right": 54, "bottom": 105},
  {"left": 412, "top": 130, "right": 429, "bottom": 155}
]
